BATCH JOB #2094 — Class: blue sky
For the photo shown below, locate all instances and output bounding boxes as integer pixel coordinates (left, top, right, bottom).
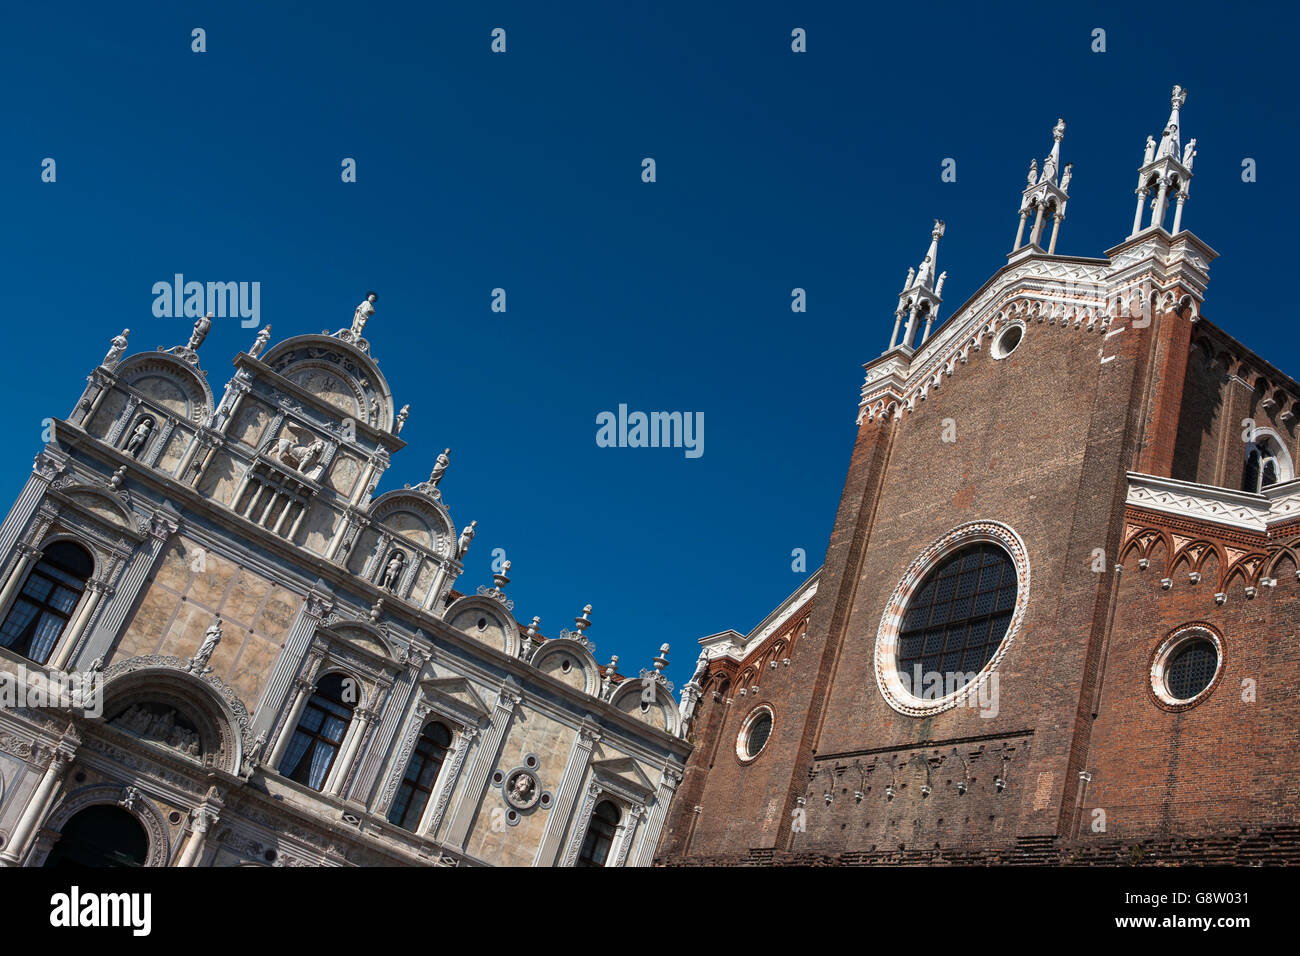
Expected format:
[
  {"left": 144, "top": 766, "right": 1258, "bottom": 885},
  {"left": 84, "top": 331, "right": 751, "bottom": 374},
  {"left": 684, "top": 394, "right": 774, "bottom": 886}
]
[{"left": 2, "top": 1, "right": 1296, "bottom": 687}]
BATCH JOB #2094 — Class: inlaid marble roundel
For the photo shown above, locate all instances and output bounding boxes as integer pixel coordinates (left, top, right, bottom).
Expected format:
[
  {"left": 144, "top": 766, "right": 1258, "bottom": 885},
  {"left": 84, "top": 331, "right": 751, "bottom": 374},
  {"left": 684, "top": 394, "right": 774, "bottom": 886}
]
[{"left": 873, "top": 521, "right": 1031, "bottom": 717}]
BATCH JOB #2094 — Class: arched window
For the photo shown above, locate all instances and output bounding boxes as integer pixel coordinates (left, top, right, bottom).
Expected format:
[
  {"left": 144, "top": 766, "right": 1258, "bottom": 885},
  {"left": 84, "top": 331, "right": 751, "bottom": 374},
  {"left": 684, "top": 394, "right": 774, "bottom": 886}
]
[
  {"left": 280, "top": 673, "right": 355, "bottom": 791},
  {"left": 1243, "top": 436, "right": 1285, "bottom": 493},
  {"left": 0, "top": 541, "right": 93, "bottom": 665},
  {"left": 576, "top": 800, "right": 621, "bottom": 867},
  {"left": 387, "top": 721, "right": 453, "bottom": 831}
]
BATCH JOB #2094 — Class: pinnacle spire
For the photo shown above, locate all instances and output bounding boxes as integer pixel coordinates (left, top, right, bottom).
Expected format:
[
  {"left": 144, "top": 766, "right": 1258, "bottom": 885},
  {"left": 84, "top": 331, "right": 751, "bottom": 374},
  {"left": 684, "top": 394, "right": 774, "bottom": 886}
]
[
  {"left": 1129, "top": 86, "right": 1196, "bottom": 237},
  {"left": 1012, "top": 118, "right": 1071, "bottom": 255},
  {"left": 889, "top": 220, "right": 946, "bottom": 351}
]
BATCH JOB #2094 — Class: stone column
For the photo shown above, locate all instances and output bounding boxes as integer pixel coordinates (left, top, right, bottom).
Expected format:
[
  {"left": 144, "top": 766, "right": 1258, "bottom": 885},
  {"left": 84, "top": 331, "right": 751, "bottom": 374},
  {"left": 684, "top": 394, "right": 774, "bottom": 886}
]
[
  {"left": 1131, "top": 186, "right": 1149, "bottom": 237},
  {"left": 251, "top": 586, "right": 333, "bottom": 739},
  {"left": 0, "top": 451, "right": 64, "bottom": 560},
  {"left": 176, "top": 802, "right": 220, "bottom": 867},
  {"left": 532, "top": 721, "right": 601, "bottom": 866},
  {"left": 1013, "top": 210, "right": 1028, "bottom": 251},
  {"left": 559, "top": 780, "right": 604, "bottom": 867},
  {"left": 442, "top": 682, "right": 521, "bottom": 849},
  {"left": 1151, "top": 178, "right": 1170, "bottom": 230},
  {"left": 628, "top": 767, "right": 683, "bottom": 867},
  {"left": 75, "top": 507, "right": 179, "bottom": 670},
  {"left": 354, "top": 653, "right": 424, "bottom": 808},
  {"left": 0, "top": 543, "right": 43, "bottom": 624},
  {"left": 1171, "top": 191, "right": 1187, "bottom": 234},
  {"left": 889, "top": 311, "right": 904, "bottom": 350},
  {"left": 611, "top": 804, "right": 647, "bottom": 868},
  {"left": 325, "top": 708, "right": 373, "bottom": 796},
  {"left": 1028, "top": 203, "right": 1046, "bottom": 247},
  {"left": 48, "top": 578, "right": 112, "bottom": 671},
  {"left": 418, "top": 724, "right": 479, "bottom": 840},
  {"left": 1048, "top": 214, "right": 1063, "bottom": 255},
  {"left": 266, "top": 676, "right": 315, "bottom": 771},
  {"left": 0, "top": 732, "right": 78, "bottom": 866}
]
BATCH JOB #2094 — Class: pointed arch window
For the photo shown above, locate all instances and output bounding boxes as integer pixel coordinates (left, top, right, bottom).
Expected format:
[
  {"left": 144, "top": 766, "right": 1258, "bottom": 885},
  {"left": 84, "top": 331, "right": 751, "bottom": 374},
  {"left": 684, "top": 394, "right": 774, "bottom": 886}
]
[
  {"left": 576, "top": 800, "right": 621, "bottom": 867},
  {"left": 280, "top": 673, "right": 355, "bottom": 791},
  {"left": 0, "top": 541, "right": 93, "bottom": 665},
  {"left": 387, "top": 721, "right": 453, "bottom": 831},
  {"left": 1243, "top": 434, "right": 1290, "bottom": 493}
]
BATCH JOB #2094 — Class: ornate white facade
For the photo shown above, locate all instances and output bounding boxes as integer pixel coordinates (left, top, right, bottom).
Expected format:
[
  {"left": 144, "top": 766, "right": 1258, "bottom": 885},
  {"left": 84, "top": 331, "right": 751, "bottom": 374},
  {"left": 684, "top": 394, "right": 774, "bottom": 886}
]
[{"left": 0, "top": 302, "right": 688, "bottom": 867}]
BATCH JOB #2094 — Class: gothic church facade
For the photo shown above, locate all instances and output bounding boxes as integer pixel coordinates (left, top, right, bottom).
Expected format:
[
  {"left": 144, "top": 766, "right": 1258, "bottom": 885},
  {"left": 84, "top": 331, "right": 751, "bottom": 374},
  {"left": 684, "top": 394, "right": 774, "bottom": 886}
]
[{"left": 662, "top": 88, "right": 1300, "bottom": 866}]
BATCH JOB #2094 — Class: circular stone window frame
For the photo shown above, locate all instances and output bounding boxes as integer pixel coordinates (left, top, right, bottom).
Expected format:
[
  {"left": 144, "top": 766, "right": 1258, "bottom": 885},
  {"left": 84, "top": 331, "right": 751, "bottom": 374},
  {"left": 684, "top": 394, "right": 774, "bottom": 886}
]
[
  {"left": 874, "top": 520, "right": 1031, "bottom": 717},
  {"left": 991, "top": 320, "right": 1026, "bottom": 360},
  {"left": 736, "top": 705, "right": 775, "bottom": 764},
  {"left": 1148, "top": 623, "right": 1225, "bottom": 712}
]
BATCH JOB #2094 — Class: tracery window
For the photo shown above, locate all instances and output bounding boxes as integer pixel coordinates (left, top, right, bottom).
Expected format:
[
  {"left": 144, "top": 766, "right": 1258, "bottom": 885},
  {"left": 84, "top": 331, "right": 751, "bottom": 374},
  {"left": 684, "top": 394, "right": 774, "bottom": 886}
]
[
  {"left": 0, "top": 541, "right": 94, "bottom": 665},
  {"left": 896, "top": 542, "right": 1017, "bottom": 692}
]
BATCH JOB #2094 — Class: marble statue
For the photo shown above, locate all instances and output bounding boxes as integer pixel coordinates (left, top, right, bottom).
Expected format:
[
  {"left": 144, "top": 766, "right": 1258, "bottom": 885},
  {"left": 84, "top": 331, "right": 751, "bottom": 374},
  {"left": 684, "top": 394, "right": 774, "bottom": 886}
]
[
  {"left": 457, "top": 520, "right": 477, "bottom": 559},
  {"left": 1041, "top": 151, "right": 1057, "bottom": 185},
  {"left": 351, "top": 292, "right": 377, "bottom": 338},
  {"left": 395, "top": 404, "right": 409, "bottom": 434},
  {"left": 188, "top": 313, "right": 213, "bottom": 351},
  {"left": 270, "top": 429, "right": 326, "bottom": 474},
  {"left": 381, "top": 551, "right": 406, "bottom": 590},
  {"left": 125, "top": 418, "right": 154, "bottom": 458},
  {"left": 103, "top": 329, "right": 130, "bottom": 367},
  {"left": 1026, "top": 159, "right": 1037, "bottom": 188},
  {"left": 1158, "top": 124, "right": 1178, "bottom": 159},
  {"left": 191, "top": 618, "right": 223, "bottom": 672},
  {"left": 429, "top": 448, "right": 450, "bottom": 486},
  {"left": 1059, "top": 163, "right": 1073, "bottom": 191},
  {"left": 249, "top": 324, "right": 272, "bottom": 358},
  {"left": 511, "top": 773, "right": 533, "bottom": 801},
  {"left": 1182, "top": 138, "right": 1197, "bottom": 170},
  {"left": 1143, "top": 136, "right": 1156, "bottom": 165}
]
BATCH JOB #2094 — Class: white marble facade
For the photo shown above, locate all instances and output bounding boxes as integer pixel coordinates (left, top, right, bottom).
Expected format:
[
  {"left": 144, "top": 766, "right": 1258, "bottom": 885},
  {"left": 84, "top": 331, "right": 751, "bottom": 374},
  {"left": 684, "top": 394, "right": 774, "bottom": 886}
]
[{"left": 0, "top": 309, "right": 688, "bottom": 867}]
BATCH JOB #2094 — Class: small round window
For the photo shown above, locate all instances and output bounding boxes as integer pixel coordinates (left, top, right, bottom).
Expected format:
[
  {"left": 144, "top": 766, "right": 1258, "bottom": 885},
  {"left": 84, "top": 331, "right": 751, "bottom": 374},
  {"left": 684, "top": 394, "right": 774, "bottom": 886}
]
[
  {"left": 992, "top": 323, "right": 1024, "bottom": 359},
  {"left": 1151, "top": 626, "right": 1223, "bottom": 709},
  {"left": 737, "top": 707, "right": 774, "bottom": 762}
]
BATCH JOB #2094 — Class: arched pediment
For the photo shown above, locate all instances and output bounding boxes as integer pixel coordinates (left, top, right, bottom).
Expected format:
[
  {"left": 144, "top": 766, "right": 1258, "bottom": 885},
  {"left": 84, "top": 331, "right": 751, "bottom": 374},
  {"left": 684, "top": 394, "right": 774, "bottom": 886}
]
[
  {"left": 443, "top": 595, "right": 518, "bottom": 657},
  {"left": 369, "top": 491, "right": 455, "bottom": 559},
  {"left": 261, "top": 335, "right": 395, "bottom": 432},
  {"left": 609, "top": 677, "right": 680, "bottom": 736},
  {"left": 530, "top": 639, "right": 600, "bottom": 697},
  {"left": 100, "top": 658, "right": 253, "bottom": 774},
  {"left": 57, "top": 486, "right": 140, "bottom": 535},
  {"left": 115, "top": 352, "right": 215, "bottom": 425},
  {"left": 323, "top": 621, "right": 398, "bottom": 662}
]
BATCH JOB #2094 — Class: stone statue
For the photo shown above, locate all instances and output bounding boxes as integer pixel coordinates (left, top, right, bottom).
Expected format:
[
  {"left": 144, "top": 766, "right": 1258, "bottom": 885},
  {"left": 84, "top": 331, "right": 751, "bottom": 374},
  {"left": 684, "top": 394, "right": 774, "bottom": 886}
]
[
  {"left": 351, "top": 292, "right": 377, "bottom": 338},
  {"left": 191, "top": 618, "right": 223, "bottom": 672},
  {"left": 1060, "top": 163, "right": 1073, "bottom": 192},
  {"left": 1041, "top": 151, "right": 1057, "bottom": 185},
  {"left": 381, "top": 551, "right": 406, "bottom": 590},
  {"left": 1182, "top": 138, "right": 1197, "bottom": 170},
  {"left": 1158, "top": 124, "right": 1178, "bottom": 159},
  {"left": 103, "top": 329, "right": 129, "bottom": 367},
  {"left": 188, "top": 313, "right": 213, "bottom": 351},
  {"left": 1026, "top": 159, "right": 1037, "bottom": 188},
  {"left": 457, "top": 520, "right": 477, "bottom": 559},
  {"left": 395, "top": 404, "right": 409, "bottom": 434},
  {"left": 601, "top": 655, "right": 619, "bottom": 698},
  {"left": 429, "top": 448, "right": 450, "bottom": 486},
  {"left": 934, "top": 271, "right": 947, "bottom": 297},
  {"left": 1143, "top": 136, "right": 1156, "bottom": 165},
  {"left": 269, "top": 428, "right": 326, "bottom": 474},
  {"left": 904, "top": 266, "right": 915, "bottom": 289},
  {"left": 125, "top": 418, "right": 154, "bottom": 458},
  {"left": 249, "top": 324, "right": 272, "bottom": 358}
]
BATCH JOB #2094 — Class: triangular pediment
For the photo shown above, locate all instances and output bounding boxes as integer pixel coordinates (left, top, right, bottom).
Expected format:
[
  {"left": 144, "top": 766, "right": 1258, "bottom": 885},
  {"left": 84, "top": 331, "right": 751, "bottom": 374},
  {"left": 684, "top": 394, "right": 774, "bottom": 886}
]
[
  {"left": 419, "top": 676, "right": 490, "bottom": 722},
  {"left": 590, "top": 756, "right": 656, "bottom": 801}
]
